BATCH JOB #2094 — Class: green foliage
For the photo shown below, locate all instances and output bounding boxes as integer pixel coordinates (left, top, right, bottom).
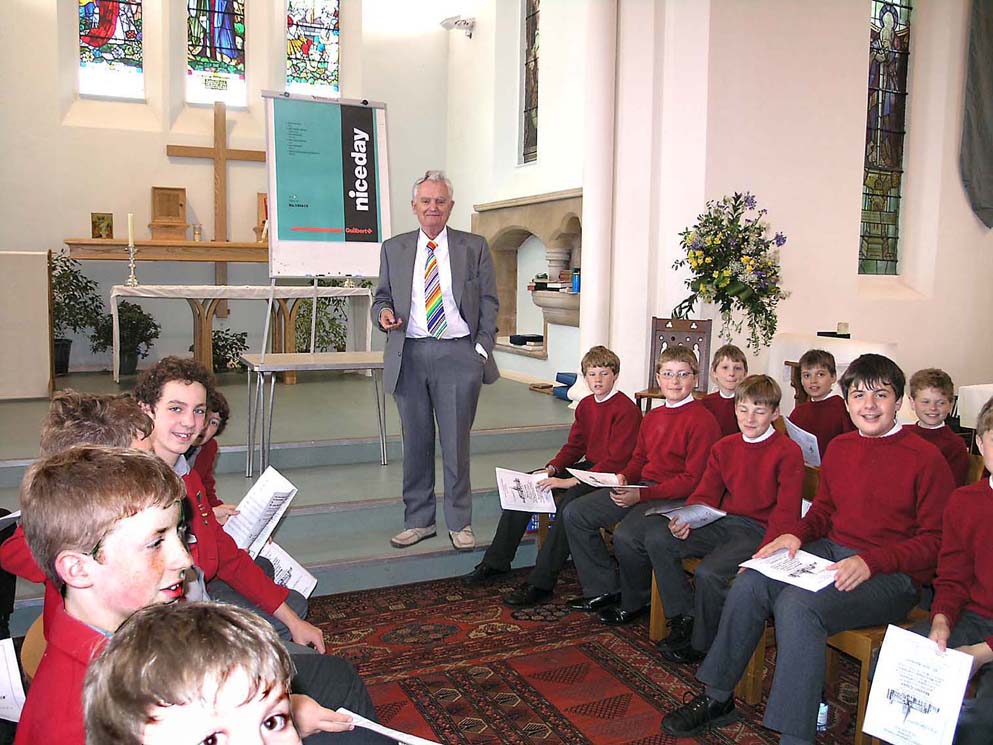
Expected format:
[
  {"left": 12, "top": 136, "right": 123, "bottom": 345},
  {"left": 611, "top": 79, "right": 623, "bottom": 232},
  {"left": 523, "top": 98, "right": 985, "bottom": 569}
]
[
  {"left": 207, "top": 328, "right": 249, "bottom": 371},
  {"left": 90, "top": 300, "right": 161, "bottom": 359},
  {"left": 50, "top": 251, "right": 103, "bottom": 338},
  {"left": 294, "top": 279, "right": 372, "bottom": 353},
  {"left": 672, "top": 192, "right": 789, "bottom": 351}
]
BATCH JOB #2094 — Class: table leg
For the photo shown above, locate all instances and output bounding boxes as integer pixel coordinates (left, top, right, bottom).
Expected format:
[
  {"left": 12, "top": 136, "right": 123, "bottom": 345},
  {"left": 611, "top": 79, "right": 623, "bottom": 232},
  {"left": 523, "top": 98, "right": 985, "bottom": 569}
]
[
  {"left": 245, "top": 369, "right": 255, "bottom": 478},
  {"left": 255, "top": 370, "right": 266, "bottom": 475},
  {"left": 264, "top": 372, "right": 277, "bottom": 470},
  {"left": 374, "top": 370, "right": 387, "bottom": 466},
  {"left": 112, "top": 295, "right": 121, "bottom": 383}
]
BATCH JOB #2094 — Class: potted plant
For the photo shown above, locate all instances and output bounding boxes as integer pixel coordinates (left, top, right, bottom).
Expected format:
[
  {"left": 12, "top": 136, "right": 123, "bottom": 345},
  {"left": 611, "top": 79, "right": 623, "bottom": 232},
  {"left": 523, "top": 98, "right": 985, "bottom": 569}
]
[
  {"left": 89, "top": 300, "right": 161, "bottom": 375},
  {"left": 50, "top": 252, "right": 103, "bottom": 374},
  {"left": 189, "top": 327, "right": 249, "bottom": 372}
]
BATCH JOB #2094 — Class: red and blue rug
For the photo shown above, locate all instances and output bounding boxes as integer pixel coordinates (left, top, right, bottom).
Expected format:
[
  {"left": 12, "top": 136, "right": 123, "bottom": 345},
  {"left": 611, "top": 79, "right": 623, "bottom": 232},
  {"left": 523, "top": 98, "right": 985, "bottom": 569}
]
[{"left": 312, "top": 568, "right": 859, "bottom": 743}]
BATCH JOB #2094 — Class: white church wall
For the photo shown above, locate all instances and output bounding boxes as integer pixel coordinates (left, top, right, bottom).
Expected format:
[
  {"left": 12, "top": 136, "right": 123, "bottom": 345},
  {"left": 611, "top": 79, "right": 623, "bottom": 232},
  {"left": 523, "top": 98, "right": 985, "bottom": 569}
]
[
  {"left": 0, "top": 0, "right": 449, "bottom": 373},
  {"left": 445, "top": 0, "right": 589, "bottom": 230},
  {"left": 699, "top": 0, "right": 993, "bottom": 388},
  {"left": 515, "top": 235, "right": 545, "bottom": 335}
]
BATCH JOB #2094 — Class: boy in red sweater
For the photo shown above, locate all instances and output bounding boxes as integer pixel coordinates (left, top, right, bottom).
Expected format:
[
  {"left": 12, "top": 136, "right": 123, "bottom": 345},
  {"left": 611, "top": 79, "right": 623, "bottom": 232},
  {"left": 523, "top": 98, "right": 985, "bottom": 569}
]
[
  {"left": 16, "top": 448, "right": 366, "bottom": 745},
  {"left": 131, "top": 357, "right": 321, "bottom": 649},
  {"left": 187, "top": 389, "right": 240, "bottom": 523},
  {"left": 907, "top": 368, "right": 971, "bottom": 487},
  {"left": 650, "top": 375, "right": 803, "bottom": 662},
  {"left": 664, "top": 353, "right": 954, "bottom": 744},
  {"left": 562, "top": 345, "right": 721, "bottom": 618},
  {"left": 787, "top": 349, "right": 854, "bottom": 459},
  {"left": 462, "top": 346, "right": 641, "bottom": 607},
  {"left": 700, "top": 344, "right": 747, "bottom": 437},
  {"left": 908, "top": 395, "right": 993, "bottom": 744}
]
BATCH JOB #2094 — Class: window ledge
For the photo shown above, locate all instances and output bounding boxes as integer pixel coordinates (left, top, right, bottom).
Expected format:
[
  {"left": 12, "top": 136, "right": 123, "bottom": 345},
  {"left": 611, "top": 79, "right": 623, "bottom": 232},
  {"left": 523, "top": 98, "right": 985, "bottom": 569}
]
[
  {"left": 494, "top": 339, "right": 547, "bottom": 359},
  {"left": 856, "top": 274, "right": 927, "bottom": 302}
]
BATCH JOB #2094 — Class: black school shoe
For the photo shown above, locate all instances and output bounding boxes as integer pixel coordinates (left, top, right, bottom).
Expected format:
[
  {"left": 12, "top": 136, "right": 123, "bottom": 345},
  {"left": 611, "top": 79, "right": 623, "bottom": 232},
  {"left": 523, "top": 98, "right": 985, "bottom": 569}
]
[
  {"left": 461, "top": 563, "right": 508, "bottom": 586},
  {"left": 661, "top": 692, "right": 738, "bottom": 737},
  {"left": 566, "top": 592, "right": 621, "bottom": 611},
  {"left": 598, "top": 605, "right": 648, "bottom": 625},
  {"left": 503, "top": 582, "right": 553, "bottom": 607}
]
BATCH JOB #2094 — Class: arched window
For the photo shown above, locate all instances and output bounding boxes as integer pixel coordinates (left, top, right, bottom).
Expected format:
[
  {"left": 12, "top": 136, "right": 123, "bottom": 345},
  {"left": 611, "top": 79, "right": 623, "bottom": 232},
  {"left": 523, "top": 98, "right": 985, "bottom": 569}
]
[
  {"left": 186, "top": 0, "right": 247, "bottom": 106},
  {"left": 859, "top": 1, "right": 913, "bottom": 275},
  {"left": 521, "top": 0, "right": 539, "bottom": 164},
  {"left": 79, "top": 1, "right": 144, "bottom": 99},
  {"left": 286, "top": 0, "right": 341, "bottom": 97}
]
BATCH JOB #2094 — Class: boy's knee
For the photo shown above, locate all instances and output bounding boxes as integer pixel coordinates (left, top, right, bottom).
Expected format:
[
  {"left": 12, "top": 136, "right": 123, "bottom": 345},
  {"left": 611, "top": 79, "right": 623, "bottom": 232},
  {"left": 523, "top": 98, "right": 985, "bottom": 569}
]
[
  {"left": 561, "top": 498, "right": 593, "bottom": 530},
  {"left": 643, "top": 526, "right": 677, "bottom": 555}
]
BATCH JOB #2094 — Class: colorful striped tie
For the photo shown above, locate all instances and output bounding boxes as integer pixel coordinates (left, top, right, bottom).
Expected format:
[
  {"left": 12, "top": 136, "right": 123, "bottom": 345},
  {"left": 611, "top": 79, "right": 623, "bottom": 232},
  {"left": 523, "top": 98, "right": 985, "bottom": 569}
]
[{"left": 424, "top": 241, "right": 447, "bottom": 338}]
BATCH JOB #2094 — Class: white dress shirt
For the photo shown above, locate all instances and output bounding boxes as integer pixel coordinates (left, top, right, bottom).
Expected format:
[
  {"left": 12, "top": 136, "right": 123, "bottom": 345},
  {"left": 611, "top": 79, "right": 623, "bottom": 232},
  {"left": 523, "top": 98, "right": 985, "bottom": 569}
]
[{"left": 406, "top": 228, "right": 472, "bottom": 340}]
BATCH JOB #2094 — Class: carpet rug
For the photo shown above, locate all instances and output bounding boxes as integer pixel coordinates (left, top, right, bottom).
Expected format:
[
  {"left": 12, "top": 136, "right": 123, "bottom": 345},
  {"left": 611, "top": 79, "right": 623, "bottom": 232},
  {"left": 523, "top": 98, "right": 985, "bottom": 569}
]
[{"left": 311, "top": 568, "right": 861, "bottom": 744}]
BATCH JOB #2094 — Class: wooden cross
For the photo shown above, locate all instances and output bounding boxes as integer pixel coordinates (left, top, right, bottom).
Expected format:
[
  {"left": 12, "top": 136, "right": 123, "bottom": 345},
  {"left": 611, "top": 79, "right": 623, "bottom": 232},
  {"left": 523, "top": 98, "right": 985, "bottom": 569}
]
[{"left": 166, "top": 101, "right": 266, "bottom": 316}]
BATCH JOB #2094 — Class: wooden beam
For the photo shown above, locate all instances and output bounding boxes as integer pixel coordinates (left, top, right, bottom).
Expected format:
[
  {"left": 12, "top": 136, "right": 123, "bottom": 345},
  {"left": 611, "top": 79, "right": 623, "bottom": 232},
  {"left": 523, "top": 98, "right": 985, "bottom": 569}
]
[{"left": 66, "top": 239, "right": 267, "bottom": 263}]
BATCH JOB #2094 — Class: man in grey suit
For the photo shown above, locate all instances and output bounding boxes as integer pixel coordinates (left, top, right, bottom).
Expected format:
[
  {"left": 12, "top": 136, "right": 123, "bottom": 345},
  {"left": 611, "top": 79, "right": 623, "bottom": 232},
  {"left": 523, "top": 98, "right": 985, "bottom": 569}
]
[{"left": 372, "top": 171, "right": 499, "bottom": 551}]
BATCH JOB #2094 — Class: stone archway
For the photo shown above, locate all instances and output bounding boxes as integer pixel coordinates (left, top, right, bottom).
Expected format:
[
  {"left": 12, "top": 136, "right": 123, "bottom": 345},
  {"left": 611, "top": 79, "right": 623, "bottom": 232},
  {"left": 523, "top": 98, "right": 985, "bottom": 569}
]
[{"left": 471, "top": 189, "right": 582, "bottom": 343}]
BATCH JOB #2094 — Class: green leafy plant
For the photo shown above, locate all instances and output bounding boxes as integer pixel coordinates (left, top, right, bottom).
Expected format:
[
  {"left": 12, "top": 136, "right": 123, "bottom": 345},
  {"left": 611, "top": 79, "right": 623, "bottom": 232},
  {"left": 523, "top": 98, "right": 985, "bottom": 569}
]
[
  {"left": 293, "top": 279, "right": 372, "bottom": 352},
  {"left": 50, "top": 251, "right": 103, "bottom": 339},
  {"left": 89, "top": 300, "right": 161, "bottom": 360},
  {"left": 672, "top": 192, "right": 789, "bottom": 351},
  {"left": 204, "top": 328, "right": 249, "bottom": 371}
]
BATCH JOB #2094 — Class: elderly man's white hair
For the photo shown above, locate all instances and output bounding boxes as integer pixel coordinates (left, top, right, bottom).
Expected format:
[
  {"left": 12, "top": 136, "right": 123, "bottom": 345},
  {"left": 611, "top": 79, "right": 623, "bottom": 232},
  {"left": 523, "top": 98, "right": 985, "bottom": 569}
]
[{"left": 411, "top": 170, "right": 454, "bottom": 201}]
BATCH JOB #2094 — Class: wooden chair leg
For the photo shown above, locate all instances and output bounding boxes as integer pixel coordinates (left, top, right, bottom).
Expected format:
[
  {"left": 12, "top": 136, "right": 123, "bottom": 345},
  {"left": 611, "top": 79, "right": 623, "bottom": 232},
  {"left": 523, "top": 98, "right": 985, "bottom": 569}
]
[
  {"left": 649, "top": 572, "right": 668, "bottom": 642},
  {"left": 735, "top": 625, "right": 768, "bottom": 705},
  {"left": 852, "top": 655, "right": 872, "bottom": 745},
  {"left": 537, "top": 514, "right": 550, "bottom": 549}
]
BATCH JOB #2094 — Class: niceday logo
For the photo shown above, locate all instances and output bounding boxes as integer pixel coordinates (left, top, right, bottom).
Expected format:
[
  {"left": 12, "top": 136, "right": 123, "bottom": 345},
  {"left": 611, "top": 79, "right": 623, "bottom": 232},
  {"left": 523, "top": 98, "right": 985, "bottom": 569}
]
[{"left": 340, "top": 106, "right": 379, "bottom": 242}]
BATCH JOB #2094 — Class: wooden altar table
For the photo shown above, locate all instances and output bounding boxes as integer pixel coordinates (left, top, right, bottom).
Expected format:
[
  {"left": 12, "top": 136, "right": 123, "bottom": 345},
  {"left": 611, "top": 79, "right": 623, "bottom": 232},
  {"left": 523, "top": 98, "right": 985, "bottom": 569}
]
[{"left": 110, "top": 285, "right": 372, "bottom": 382}]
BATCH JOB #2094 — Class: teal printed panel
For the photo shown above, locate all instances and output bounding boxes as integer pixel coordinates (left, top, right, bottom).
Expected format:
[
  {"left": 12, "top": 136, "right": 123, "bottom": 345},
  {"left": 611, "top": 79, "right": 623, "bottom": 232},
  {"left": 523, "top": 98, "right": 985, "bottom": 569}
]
[{"left": 274, "top": 98, "right": 345, "bottom": 242}]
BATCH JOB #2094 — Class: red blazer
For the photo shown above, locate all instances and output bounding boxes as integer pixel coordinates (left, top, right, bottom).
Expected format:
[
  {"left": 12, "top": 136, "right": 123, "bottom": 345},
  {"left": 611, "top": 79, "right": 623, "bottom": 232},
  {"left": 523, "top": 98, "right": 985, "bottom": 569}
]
[{"left": 191, "top": 438, "right": 221, "bottom": 506}]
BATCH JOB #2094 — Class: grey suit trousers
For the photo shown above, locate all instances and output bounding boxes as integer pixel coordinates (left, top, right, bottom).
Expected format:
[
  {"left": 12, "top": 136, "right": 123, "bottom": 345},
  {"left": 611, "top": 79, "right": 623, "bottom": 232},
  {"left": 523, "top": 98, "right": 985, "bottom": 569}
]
[{"left": 394, "top": 336, "right": 483, "bottom": 531}]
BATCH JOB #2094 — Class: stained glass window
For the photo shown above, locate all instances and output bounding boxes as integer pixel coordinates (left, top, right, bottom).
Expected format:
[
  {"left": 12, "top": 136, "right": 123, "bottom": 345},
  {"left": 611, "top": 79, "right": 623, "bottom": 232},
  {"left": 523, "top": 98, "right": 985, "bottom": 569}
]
[
  {"left": 521, "top": 0, "right": 539, "bottom": 164},
  {"left": 79, "top": 1, "right": 144, "bottom": 99},
  {"left": 859, "top": 1, "right": 912, "bottom": 275},
  {"left": 286, "top": 0, "right": 340, "bottom": 97},
  {"left": 187, "top": 0, "right": 247, "bottom": 106}
]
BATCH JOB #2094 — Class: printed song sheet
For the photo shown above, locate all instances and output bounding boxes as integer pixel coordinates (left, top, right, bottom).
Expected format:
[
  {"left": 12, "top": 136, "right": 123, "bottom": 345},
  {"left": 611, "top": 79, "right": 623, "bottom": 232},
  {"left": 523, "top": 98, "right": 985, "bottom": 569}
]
[
  {"left": 495, "top": 468, "right": 556, "bottom": 513},
  {"left": 784, "top": 417, "right": 821, "bottom": 467},
  {"left": 0, "top": 638, "right": 25, "bottom": 722},
  {"left": 647, "top": 503, "right": 726, "bottom": 529},
  {"left": 739, "top": 548, "right": 837, "bottom": 591},
  {"left": 259, "top": 542, "right": 318, "bottom": 598},
  {"left": 337, "top": 708, "right": 442, "bottom": 745},
  {"left": 566, "top": 469, "right": 650, "bottom": 489},
  {"left": 223, "top": 466, "right": 297, "bottom": 558},
  {"left": 863, "top": 625, "right": 973, "bottom": 745}
]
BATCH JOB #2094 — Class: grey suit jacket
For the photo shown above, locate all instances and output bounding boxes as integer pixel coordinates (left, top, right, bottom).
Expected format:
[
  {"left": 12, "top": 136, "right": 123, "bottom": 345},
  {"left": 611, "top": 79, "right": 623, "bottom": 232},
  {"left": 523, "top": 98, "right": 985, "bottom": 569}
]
[{"left": 371, "top": 227, "right": 500, "bottom": 394}]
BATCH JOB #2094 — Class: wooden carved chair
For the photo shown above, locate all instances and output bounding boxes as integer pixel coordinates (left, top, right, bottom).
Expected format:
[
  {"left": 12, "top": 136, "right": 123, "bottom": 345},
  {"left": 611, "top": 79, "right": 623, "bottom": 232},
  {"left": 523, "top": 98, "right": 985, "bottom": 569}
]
[{"left": 635, "top": 318, "right": 713, "bottom": 413}]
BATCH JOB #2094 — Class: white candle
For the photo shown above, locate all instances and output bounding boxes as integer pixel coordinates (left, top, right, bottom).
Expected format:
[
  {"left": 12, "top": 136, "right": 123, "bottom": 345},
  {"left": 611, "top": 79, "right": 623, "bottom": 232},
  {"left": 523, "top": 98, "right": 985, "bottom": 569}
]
[{"left": 128, "top": 213, "right": 134, "bottom": 245}]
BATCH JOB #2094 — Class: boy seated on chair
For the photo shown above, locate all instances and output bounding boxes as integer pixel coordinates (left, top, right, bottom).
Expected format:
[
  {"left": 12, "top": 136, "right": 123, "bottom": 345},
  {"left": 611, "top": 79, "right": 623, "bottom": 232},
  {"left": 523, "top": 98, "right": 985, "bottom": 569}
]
[
  {"left": 461, "top": 345, "right": 641, "bottom": 608},
  {"left": 131, "top": 357, "right": 320, "bottom": 650},
  {"left": 84, "top": 602, "right": 308, "bottom": 745},
  {"left": 787, "top": 349, "right": 854, "bottom": 460},
  {"left": 186, "top": 388, "right": 240, "bottom": 524},
  {"left": 0, "top": 391, "right": 155, "bottom": 631},
  {"left": 907, "top": 368, "right": 971, "bottom": 487},
  {"left": 562, "top": 344, "right": 721, "bottom": 620},
  {"left": 651, "top": 374, "right": 803, "bottom": 663},
  {"left": 907, "top": 395, "right": 993, "bottom": 745},
  {"left": 700, "top": 344, "right": 748, "bottom": 437},
  {"left": 17, "top": 448, "right": 362, "bottom": 745},
  {"left": 663, "top": 353, "right": 955, "bottom": 745}
]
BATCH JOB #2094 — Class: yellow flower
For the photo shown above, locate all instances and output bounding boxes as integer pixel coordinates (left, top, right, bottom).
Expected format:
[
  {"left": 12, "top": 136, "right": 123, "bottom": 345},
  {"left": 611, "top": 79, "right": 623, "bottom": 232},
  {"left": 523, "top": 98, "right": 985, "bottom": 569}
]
[
  {"left": 712, "top": 271, "right": 719, "bottom": 278},
  {"left": 705, "top": 257, "right": 713, "bottom": 264}
]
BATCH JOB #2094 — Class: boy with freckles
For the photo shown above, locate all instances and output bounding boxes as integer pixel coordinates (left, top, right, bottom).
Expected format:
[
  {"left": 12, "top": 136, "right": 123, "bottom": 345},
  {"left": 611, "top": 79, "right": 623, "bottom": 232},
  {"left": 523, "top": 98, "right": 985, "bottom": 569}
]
[
  {"left": 16, "top": 448, "right": 364, "bottom": 745},
  {"left": 663, "top": 354, "right": 955, "bottom": 745}
]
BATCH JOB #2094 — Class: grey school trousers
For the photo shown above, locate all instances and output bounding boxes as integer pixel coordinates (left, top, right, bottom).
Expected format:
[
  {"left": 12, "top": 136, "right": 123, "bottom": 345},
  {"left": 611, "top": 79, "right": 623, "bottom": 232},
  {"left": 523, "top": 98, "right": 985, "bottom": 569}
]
[
  {"left": 394, "top": 337, "right": 483, "bottom": 532},
  {"left": 207, "top": 556, "right": 309, "bottom": 642},
  {"left": 562, "top": 489, "right": 655, "bottom": 601},
  {"left": 646, "top": 514, "right": 764, "bottom": 650},
  {"left": 696, "top": 539, "right": 918, "bottom": 744}
]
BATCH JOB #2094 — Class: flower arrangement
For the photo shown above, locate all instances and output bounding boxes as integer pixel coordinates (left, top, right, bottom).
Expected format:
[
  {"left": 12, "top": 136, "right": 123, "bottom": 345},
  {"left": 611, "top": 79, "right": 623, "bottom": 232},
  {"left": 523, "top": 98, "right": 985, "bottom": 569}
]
[{"left": 672, "top": 192, "right": 789, "bottom": 351}]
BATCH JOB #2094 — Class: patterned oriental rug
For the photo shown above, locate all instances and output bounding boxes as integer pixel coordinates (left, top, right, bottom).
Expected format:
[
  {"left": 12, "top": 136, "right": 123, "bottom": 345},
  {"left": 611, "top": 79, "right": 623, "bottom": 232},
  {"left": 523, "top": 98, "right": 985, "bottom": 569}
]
[{"left": 311, "top": 568, "right": 861, "bottom": 744}]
